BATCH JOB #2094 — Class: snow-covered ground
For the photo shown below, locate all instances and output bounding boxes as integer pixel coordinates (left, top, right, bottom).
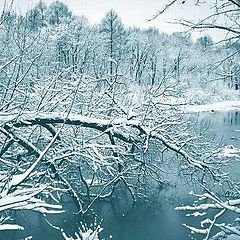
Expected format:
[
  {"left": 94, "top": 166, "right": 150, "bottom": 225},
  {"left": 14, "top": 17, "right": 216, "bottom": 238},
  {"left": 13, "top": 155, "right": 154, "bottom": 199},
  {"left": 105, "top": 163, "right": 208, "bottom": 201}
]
[
  {"left": 218, "top": 145, "right": 240, "bottom": 158},
  {"left": 182, "top": 101, "right": 240, "bottom": 113}
]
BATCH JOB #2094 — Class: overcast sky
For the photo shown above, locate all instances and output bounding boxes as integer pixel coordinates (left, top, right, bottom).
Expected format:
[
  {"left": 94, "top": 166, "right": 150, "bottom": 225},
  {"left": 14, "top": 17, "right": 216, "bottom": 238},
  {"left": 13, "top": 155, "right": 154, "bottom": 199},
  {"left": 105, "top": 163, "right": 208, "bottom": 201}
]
[{"left": 3, "top": 0, "right": 227, "bottom": 41}]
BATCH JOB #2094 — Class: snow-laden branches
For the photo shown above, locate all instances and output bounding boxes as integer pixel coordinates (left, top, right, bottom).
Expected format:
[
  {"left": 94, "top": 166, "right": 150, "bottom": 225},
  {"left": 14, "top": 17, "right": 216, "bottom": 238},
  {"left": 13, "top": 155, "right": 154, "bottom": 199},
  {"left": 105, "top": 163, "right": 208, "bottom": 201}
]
[
  {"left": 0, "top": 72, "right": 224, "bottom": 234},
  {"left": 0, "top": 224, "right": 24, "bottom": 231},
  {"left": 176, "top": 190, "right": 240, "bottom": 240},
  {"left": 0, "top": 111, "right": 210, "bottom": 170},
  {"left": 0, "top": 186, "right": 64, "bottom": 214},
  {"left": 0, "top": 3, "right": 236, "bottom": 236},
  {"left": 0, "top": 132, "right": 65, "bottom": 231}
]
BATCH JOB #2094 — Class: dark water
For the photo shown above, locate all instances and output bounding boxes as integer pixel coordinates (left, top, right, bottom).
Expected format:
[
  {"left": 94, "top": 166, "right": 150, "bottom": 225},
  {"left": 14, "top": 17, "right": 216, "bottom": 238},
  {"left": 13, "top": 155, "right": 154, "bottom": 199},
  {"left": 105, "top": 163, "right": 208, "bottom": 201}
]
[
  {"left": 1, "top": 111, "right": 240, "bottom": 240},
  {"left": 0, "top": 187, "right": 196, "bottom": 240}
]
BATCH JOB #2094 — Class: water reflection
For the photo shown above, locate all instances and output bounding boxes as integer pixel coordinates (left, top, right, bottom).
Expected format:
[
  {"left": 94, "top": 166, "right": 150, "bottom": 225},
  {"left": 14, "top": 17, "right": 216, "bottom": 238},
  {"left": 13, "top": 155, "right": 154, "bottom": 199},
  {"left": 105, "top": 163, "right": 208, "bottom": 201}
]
[
  {"left": 0, "top": 181, "right": 197, "bottom": 240},
  {"left": 94, "top": 185, "right": 198, "bottom": 240},
  {"left": 224, "top": 111, "right": 240, "bottom": 126},
  {"left": 2, "top": 111, "right": 240, "bottom": 240},
  {"left": 195, "top": 111, "right": 240, "bottom": 145}
]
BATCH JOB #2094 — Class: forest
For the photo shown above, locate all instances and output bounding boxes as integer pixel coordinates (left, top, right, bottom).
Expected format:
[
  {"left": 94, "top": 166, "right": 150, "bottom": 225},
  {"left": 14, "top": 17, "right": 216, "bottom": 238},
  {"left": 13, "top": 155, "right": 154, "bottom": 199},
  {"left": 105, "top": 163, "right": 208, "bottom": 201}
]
[{"left": 0, "top": 0, "right": 240, "bottom": 240}]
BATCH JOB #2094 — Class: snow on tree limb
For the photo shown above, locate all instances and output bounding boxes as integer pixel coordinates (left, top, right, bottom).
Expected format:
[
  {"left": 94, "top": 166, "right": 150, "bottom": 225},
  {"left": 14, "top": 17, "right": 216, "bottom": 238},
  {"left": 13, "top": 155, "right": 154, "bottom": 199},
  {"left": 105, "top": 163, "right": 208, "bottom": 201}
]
[
  {"left": 0, "top": 224, "right": 24, "bottom": 231},
  {"left": 176, "top": 190, "right": 240, "bottom": 239},
  {"left": 0, "top": 111, "right": 206, "bottom": 169}
]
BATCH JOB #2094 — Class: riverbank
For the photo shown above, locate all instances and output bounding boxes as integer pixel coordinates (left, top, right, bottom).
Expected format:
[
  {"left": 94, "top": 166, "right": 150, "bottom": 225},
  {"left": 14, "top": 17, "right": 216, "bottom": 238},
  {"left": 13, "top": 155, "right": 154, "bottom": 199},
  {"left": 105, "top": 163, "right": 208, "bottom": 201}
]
[{"left": 182, "top": 101, "right": 240, "bottom": 113}]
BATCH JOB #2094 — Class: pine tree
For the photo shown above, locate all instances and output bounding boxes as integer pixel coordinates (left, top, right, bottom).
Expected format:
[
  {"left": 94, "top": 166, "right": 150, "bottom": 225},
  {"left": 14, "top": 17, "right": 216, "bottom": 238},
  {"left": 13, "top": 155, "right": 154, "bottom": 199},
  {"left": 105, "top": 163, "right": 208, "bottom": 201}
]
[{"left": 100, "top": 10, "right": 127, "bottom": 78}]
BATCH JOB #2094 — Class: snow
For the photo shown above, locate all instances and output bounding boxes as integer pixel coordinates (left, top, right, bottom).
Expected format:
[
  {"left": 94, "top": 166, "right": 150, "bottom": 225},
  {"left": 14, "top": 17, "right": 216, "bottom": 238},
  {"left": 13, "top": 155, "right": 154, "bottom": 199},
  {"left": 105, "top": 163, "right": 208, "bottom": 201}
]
[
  {"left": 0, "top": 224, "right": 24, "bottom": 231},
  {"left": 218, "top": 145, "right": 240, "bottom": 158},
  {"left": 61, "top": 225, "right": 103, "bottom": 240},
  {"left": 186, "top": 212, "right": 206, "bottom": 217},
  {"left": 0, "top": 111, "right": 139, "bottom": 127},
  {"left": 108, "top": 57, "right": 117, "bottom": 65},
  {"left": 226, "top": 235, "right": 240, "bottom": 240},
  {"left": 182, "top": 224, "right": 208, "bottom": 234},
  {"left": 175, "top": 191, "right": 240, "bottom": 213},
  {"left": 215, "top": 224, "right": 240, "bottom": 238},
  {"left": 182, "top": 101, "right": 240, "bottom": 113},
  {"left": 85, "top": 179, "right": 102, "bottom": 186}
]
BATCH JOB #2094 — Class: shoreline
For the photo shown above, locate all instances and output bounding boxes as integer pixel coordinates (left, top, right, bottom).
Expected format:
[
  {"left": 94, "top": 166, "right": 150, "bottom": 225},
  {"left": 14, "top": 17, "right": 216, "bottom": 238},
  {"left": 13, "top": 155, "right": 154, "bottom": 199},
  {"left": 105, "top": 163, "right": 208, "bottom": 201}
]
[{"left": 181, "top": 101, "right": 240, "bottom": 113}]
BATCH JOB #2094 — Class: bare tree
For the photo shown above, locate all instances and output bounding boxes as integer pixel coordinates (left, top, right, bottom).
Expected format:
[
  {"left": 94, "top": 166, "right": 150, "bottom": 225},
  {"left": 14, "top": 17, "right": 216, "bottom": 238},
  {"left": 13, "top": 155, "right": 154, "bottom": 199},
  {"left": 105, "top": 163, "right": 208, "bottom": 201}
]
[
  {"left": 149, "top": 1, "right": 240, "bottom": 239},
  {"left": 0, "top": 1, "right": 236, "bottom": 237}
]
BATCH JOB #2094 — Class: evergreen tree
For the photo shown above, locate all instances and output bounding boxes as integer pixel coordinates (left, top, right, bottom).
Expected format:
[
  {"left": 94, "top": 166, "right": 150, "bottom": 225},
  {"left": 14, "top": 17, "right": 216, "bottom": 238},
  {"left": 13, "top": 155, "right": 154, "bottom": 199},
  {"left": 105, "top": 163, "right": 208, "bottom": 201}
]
[
  {"left": 100, "top": 10, "right": 127, "bottom": 77},
  {"left": 26, "top": 0, "right": 47, "bottom": 30},
  {"left": 47, "top": 1, "right": 72, "bottom": 25},
  {"left": 196, "top": 35, "right": 214, "bottom": 50}
]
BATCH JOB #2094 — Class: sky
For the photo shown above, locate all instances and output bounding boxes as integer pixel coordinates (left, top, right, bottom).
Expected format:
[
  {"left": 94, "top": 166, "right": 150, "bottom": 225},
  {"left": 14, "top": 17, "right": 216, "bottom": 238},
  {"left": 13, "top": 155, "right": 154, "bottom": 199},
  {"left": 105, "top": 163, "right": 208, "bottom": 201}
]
[{"left": 2, "top": 0, "right": 227, "bottom": 41}]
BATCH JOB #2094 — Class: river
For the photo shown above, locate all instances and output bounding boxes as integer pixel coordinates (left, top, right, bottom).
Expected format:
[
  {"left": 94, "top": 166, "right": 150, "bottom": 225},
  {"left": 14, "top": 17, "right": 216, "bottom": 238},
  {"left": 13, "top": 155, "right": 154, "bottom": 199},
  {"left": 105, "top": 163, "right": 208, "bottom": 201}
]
[{"left": 1, "top": 110, "right": 240, "bottom": 240}]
